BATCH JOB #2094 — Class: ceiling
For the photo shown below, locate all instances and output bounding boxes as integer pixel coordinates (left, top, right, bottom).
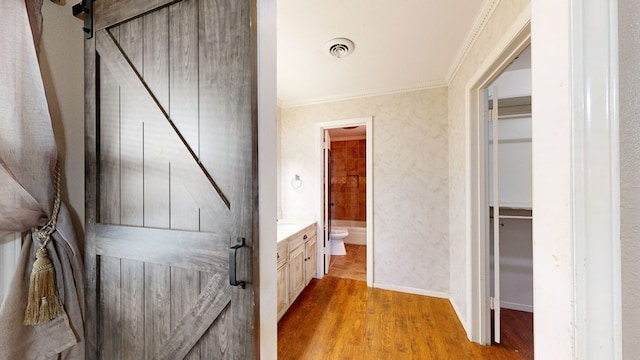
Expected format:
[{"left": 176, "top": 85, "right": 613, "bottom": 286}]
[
  {"left": 277, "top": 0, "right": 486, "bottom": 107},
  {"left": 328, "top": 125, "right": 366, "bottom": 139}
]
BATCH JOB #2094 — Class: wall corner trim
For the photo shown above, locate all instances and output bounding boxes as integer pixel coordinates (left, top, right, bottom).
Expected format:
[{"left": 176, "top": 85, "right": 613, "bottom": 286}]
[{"left": 570, "top": 0, "right": 622, "bottom": 358}]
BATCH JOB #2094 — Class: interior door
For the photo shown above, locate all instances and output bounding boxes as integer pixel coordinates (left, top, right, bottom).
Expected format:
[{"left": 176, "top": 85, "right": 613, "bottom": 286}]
[
  {"left": 489, "top": 86, "right": 501, "bottom": 344},
  {"left": 323, "top": 129, "right": 332, "bottom": 274},
  {"left": 84, "top": 1, "right": 257, "bottom": 359}
]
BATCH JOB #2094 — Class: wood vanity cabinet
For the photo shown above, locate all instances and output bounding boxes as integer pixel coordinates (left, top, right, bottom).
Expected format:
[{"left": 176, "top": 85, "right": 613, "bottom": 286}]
[
  {"left": 277, "top": 241, "right": 289, "bottom": 320},
  {"left": 278, "top": 223, "right": 317, "bottom": 321},
  {"left": 304, "top": 235, "right": 317, "bottom": 287}
]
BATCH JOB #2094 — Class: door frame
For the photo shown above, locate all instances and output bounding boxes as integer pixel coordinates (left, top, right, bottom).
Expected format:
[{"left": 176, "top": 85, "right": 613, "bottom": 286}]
[
  {"left": 465, "top": 9, "right": 531, "bottom": 344},
  {"left": 323, "top": 129, "right": 332, "bottom": 274},
  {"left": 316, "top": 117, "right": 373, "bottom": 286}
]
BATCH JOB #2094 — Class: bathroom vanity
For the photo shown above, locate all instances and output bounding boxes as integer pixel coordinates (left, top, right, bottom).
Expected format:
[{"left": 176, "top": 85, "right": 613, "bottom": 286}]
[{"left": 277, "top": 221, "right": 317, "bottom": 320}]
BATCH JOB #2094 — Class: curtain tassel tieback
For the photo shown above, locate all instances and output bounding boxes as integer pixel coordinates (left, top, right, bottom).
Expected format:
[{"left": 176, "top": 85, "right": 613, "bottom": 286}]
[{"left": 23, "top": 161, "right": 63, "bottom": 325}]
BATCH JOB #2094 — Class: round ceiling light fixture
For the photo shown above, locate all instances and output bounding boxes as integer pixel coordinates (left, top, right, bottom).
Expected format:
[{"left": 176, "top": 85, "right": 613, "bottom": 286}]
[{"left": 325, "top": 38, "right": 355, "bottom": 59}]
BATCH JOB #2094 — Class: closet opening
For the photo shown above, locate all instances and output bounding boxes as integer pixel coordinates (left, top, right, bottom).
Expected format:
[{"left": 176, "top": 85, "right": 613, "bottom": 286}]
[{"left": 484, "top": 45, "right": 533, "bottom": 356}]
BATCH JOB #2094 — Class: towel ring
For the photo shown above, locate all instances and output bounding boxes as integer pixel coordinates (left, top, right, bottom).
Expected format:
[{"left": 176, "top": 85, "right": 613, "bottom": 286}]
[{"left": 291, "top": 174, "right": 303, "bottom": 190}]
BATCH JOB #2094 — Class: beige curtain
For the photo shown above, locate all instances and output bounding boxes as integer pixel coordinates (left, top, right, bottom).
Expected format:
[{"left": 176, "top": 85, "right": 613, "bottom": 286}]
[{"left": 0, "top": 0, "right": 85, "bottom": 358}]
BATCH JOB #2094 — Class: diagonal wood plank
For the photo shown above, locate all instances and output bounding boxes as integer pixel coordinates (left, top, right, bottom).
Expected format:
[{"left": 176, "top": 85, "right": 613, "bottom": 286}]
[
  {"left": 152, "top": 271, "right": 232, "bottom": 360},
  {"left": 95, "top": 0, "right": 175, "bottom": 31},
  {"left": 95, "top": 28, "right": 231, "bottom": 209}
]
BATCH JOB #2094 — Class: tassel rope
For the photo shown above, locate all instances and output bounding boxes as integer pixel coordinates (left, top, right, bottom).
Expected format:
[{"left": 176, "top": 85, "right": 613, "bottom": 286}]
[{"left": 23, "top": 161, "right": 63, "bottom": 325}]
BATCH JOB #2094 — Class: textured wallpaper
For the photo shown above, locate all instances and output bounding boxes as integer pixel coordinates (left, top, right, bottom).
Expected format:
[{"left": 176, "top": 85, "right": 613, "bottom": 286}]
[
  {"left": 447, "top": 0, "right": 531, "bottom": 330},
  {"left": 280, "top": 88, "right": 449, "bottom": 294},
  {"left": 619, "top": 0, "right": 640, "bottom": 356}
]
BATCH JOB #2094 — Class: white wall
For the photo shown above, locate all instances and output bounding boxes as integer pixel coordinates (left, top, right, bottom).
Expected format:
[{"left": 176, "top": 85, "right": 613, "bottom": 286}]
[
  {"left": 488, "top": 116, "right": 532, "bottom": 208},
  {"left": 40, "top": 1, "right": 85, "bottom": 237},
  {"left": 447, "top": 0, "right": 530, "bottom": 333},
  {"left": 280, "top": 88, "right": 450, "bottom": 294},
  {"left": 276, "top": 105, "right": 283, "bottom": 220},
  {"left": 619, "top": 0, "right": 640, "bottom": 357},
  {"left": 489, "top": 68, "right": 531, "bottom": 99},
  {"left": 258, "top": 0, "right": 278, "bottom": 358}
]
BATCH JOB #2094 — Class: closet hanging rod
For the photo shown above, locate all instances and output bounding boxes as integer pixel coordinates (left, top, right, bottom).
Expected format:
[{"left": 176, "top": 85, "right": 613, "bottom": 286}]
[{"left": 498, "top": 215, "right": 532, "bottom": 220}]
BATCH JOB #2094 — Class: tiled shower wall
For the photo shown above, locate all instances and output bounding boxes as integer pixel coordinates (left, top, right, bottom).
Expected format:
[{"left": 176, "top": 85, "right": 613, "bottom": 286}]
[{"left": 330, "top": 139, "right": 366, "bottom": 221}]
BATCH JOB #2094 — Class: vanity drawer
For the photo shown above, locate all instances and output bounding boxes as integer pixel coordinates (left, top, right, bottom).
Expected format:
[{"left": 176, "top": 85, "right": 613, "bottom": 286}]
[
  {"left": 289, "top": 224, "right": 315, "bottom": 250},
  {"left": 277, "top": 241, "right": 288, "bottom": 267}
]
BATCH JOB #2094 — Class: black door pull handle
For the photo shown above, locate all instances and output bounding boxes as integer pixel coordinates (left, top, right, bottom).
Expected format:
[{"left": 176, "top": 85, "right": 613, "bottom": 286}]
[{"left": 229, "top": 237, "right": 246, "bottom": 289}]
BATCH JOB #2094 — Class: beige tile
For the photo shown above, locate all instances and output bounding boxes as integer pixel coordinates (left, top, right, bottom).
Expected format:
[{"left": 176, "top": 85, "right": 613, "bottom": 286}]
[{"left": 328, "top": 244, "right": 366, "bottom": 282}]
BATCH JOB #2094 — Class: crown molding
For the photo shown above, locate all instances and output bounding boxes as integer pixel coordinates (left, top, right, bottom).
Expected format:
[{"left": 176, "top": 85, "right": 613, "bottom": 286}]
[
  {"left": 446, "top": 0, "right": 502, "bottom": 85},
  {"left": 279, "top": 79, "right": 447, "bottom": 108}
]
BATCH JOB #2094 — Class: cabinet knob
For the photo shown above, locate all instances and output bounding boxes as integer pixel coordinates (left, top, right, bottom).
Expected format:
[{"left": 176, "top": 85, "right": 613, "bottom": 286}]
[{"left": 303, "top": 234, "right": 308, "bottom": 240}]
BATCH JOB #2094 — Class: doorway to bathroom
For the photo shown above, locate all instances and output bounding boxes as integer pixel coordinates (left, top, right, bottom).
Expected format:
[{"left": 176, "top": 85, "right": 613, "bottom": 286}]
[{"left": 317, "top": 117, "right": 373, "bottom": 286}]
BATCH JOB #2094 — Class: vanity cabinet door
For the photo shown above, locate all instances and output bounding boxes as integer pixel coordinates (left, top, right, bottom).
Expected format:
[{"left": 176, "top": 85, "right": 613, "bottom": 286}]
[
  {"left": 277, "top": 263, "right": 289, "bottom": 320},
  {"left": 305, "top": 236, "right": 317, "bottom": 286},
  {"left": 289, "top": 244, "right": 306, "bottom": 301}
]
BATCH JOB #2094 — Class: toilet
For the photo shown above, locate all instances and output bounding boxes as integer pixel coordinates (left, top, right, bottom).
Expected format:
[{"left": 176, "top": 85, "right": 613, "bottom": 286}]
[{"left": 330, "top": 229, "right": 349, "bottom": 255}]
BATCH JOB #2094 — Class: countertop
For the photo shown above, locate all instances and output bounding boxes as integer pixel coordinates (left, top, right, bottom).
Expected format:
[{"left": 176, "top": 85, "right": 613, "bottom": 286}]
[{"left": 277, "top": 220, "right": 317, "bottom": 243}]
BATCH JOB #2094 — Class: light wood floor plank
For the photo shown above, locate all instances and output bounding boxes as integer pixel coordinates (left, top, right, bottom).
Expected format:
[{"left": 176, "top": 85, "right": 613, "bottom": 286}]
[{"left": 279, "top": 244, "right": 533, "bottom": 359}]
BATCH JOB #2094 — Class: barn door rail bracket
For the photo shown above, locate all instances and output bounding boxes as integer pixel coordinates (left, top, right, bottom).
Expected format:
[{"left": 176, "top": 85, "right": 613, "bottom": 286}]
[
  {"left": 229, "top": 237, "right": 246, "bottom": 289},
  {"left": 72, "top": 0, "right": 94, "bottom": 39}
]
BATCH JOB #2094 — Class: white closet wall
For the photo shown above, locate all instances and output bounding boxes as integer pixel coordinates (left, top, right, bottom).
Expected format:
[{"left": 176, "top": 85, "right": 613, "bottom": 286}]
[
  {"left": 488, "top": 116, "right": 532, "bottom": 208},
  {"left": 489, "top": 64, "right": 533, "bottom": 312}
]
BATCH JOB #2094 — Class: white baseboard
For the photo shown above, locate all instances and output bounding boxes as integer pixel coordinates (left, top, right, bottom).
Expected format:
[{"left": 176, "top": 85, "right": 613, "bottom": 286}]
[
  {"left": 501, "top": 301, "right": 533, "bottom": 313},
  {"left": 372, "top": 282, "right": 449, "bottom": 299},
  {"left": 450, "top": 297, "right": 472, "bottom": 338}
]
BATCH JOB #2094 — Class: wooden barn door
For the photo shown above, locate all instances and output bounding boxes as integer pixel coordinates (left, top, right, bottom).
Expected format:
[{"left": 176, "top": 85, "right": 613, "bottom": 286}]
[{"left": 84, "top": 0, "right": 257, "bottom": 359}]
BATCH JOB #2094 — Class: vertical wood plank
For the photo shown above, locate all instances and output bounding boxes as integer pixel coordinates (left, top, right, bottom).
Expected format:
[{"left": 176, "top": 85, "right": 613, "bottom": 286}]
[
  {"left": 168, "top": 0, "right": 202, "bottom": 231},
  {"left": 143, "top": 8, "right": 171, "bottom": 228},
  {"left": 144, "top": 262, "right": 171, "bottom": 358},
  {"left": 121, "top": 259, "right": 145, "bottom": 360},
  {"left": 85, "top": 26, "right": 99, "bottom": 360},
  {"left": 199, "top": 0, "right": 253, "bottom": 231},
  {"left": 171, "top": 267, "right": 201, "bottom": 359},
  {"left": 99, "top": 26, "right": 121, "bottom": 225},
  {"left": 100, "top": 256, "right": 122, "bottom": 359},
  {"left": 170, "top": 170, "right": 202, "bottom": 231},
  {"left": 143, "top": 7, "right": 169, "bottom": 110},
  {"left": 169, "top": 0, "right": 199, "bottom": 153},
  {"left": 119, "top": 18, "right": 145, "bottom": 226}
]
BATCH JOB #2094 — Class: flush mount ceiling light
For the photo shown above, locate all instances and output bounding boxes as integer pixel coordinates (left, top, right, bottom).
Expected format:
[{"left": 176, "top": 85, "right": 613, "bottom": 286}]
[{"left": 324, "top": 38, "right": 355, "bottom": 59}]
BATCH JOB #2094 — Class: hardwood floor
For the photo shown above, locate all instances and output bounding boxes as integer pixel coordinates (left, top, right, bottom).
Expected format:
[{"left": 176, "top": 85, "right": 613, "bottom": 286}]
[
  {"left": 498, "top": 309, "right": 534, "bottom": 359},
  {"left": 278, "top": 246, "right": 534, "bottom": 359}
]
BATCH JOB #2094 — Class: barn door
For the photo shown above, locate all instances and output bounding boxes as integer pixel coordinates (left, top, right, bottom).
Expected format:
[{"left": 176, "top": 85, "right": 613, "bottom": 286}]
[{"left": 84, "top": 1, "right": 257, "bottom": 359}]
